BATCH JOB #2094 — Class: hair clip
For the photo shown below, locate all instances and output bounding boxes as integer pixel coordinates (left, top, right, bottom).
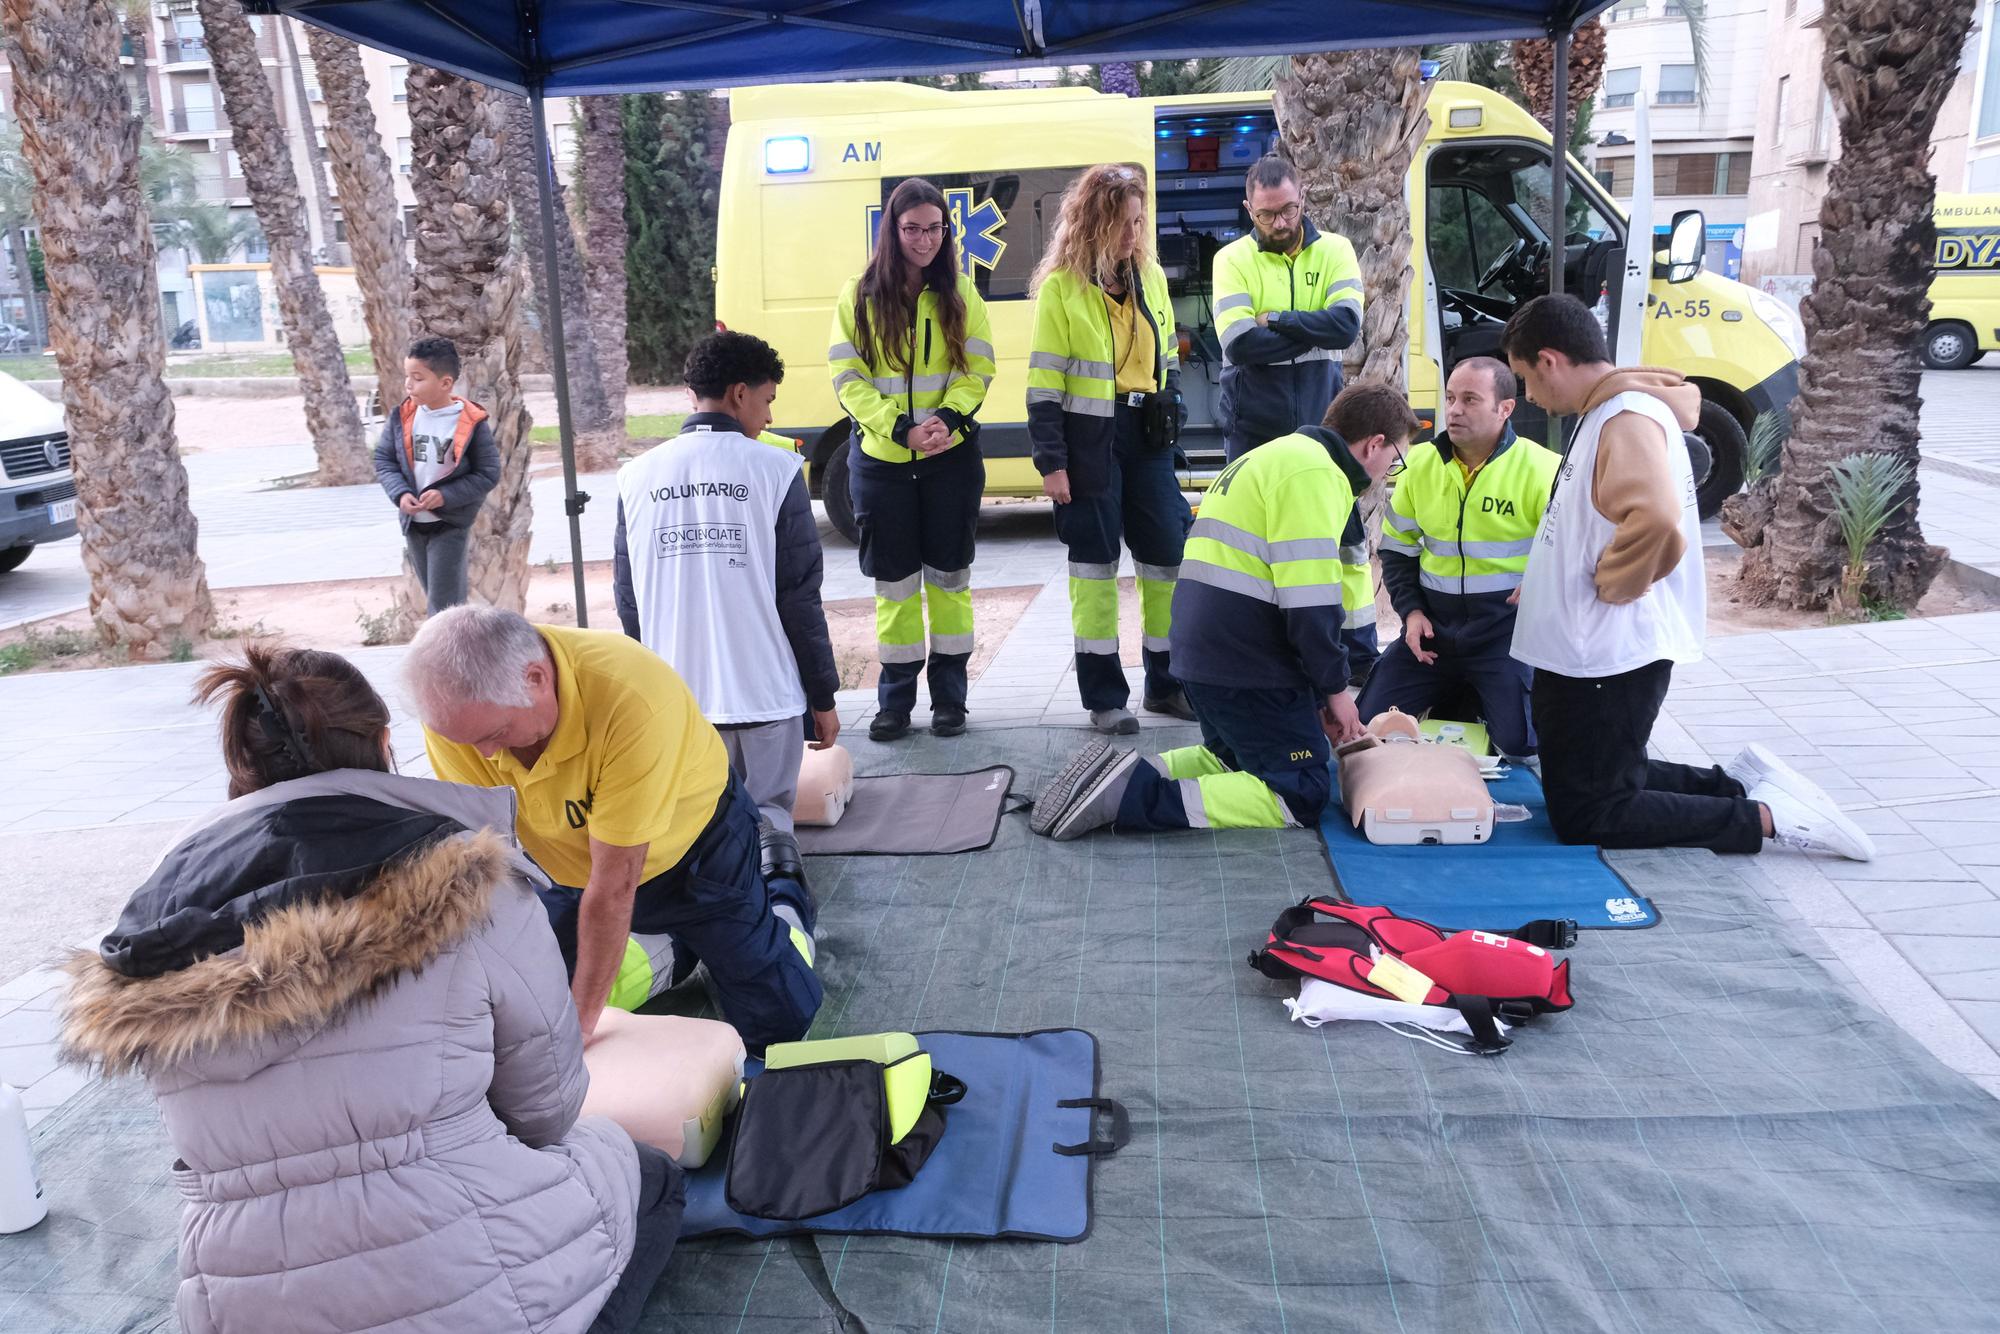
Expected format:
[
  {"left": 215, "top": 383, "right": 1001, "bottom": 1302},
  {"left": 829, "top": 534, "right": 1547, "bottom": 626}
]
[{"left": 252, "top": 682, "right": 313, "bottom": 770}]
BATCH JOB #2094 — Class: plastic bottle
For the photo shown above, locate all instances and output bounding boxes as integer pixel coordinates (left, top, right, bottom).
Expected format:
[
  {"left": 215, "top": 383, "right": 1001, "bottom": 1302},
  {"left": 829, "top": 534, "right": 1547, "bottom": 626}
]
[
  {"left": 0, "top": 1083, "right": 48, "bottom": 1233},
  {"left": 1591, "top": 283, "right": 1611, "bottom": 333}
]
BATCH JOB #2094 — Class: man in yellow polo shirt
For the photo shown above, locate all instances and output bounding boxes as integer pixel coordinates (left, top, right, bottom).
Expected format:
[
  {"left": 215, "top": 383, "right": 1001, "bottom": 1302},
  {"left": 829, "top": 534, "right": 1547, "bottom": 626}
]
[{"left": 406, "top": 605, "right": 820, "bottom": 1047}]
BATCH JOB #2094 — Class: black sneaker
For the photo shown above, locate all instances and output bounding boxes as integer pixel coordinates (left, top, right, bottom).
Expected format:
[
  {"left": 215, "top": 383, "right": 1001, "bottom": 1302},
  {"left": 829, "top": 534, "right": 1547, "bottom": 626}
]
[
  {"left": 1141, "top": 690, "right": 1197, "bottom": 722},
  {"left": 869, "top": 710, "right": 911, "bottom": 742},
  {"left": 1031, "top": 738, "right": 1116, "bottom": 836},
  {"left": 931, "top": 705, "right": 967, "bottom": 737}
]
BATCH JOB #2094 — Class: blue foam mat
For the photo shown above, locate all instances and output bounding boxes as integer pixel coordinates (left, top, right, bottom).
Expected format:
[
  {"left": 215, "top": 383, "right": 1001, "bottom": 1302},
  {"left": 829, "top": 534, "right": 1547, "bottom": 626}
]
[
  {"left": 680, "top": 1028, "right": 1102, "bottom": 1242},
  {"left": 1319, "top": 764, "right": 1659, "bottom": 930}
]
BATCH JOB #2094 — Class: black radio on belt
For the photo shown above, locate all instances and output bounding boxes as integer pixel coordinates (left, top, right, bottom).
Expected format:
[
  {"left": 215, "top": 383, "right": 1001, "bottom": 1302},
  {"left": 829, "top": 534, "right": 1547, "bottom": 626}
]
[{"left": 1125, "top": 390, "right": 1182, "bottom": 452}]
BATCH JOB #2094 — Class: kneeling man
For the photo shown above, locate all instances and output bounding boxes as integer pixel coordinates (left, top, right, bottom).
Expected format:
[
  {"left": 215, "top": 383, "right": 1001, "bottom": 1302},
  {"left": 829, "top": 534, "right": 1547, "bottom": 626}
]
[
  {"left": 408, "top": 606, "right": 822, "bottom": 1046},
  {"left": 1032, "top": 383, "right": 1415, "bottom": 840}
]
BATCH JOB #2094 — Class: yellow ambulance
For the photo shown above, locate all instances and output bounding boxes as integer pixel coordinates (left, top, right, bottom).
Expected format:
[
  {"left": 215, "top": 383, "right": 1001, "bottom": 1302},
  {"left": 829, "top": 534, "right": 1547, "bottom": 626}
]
[
  {"left": 1924, "top": 193, "right": 2000, "bottom": 370},
  {"left": 716, "top": 77, "right": 1804, "bottom": 537}
]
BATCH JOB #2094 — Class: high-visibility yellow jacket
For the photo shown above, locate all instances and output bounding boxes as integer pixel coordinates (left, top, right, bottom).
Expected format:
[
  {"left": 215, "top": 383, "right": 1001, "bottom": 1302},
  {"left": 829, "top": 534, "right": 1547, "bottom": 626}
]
[
  {"left": 1025, "top": 261, "right": 1180, "bottom": 499},
  {"left": 828, "top": 273, "right": 995, "bottom": 463},
  {"left": 1212, "top": 220, "right": 1363, "bottom": 448},
  {"left": 1379, "top": 424, "right": 1560, "bottom": 651},
  {"left": 1169, "top": 427, "right": 1370, "bottom": 697}
]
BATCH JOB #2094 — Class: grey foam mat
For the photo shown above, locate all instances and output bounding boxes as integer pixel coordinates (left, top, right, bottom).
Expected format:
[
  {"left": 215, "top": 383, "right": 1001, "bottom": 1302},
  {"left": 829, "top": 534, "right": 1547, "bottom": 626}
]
[
  {"left": 794, "top": 765, "right": 1015, "bottom": 856},
  {"left": 14, "top": 725, "right": 2000, "bottom": 1333}
]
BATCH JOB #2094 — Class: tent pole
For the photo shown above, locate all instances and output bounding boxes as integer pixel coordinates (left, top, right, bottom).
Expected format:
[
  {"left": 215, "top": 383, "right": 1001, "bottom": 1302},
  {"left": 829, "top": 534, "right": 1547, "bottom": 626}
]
[
  {"left": 1549, "top": 22, "right": 1569, "bottom": 299},
  {"left": 528, "top": 84, "right": 591, "bottom": 628}
]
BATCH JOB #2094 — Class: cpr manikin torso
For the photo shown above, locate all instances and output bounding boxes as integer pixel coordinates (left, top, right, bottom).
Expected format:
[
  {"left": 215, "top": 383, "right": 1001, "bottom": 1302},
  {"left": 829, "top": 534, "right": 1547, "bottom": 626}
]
[{"left": 1337, "top": 709, "right": 1494, "bottom": 845}]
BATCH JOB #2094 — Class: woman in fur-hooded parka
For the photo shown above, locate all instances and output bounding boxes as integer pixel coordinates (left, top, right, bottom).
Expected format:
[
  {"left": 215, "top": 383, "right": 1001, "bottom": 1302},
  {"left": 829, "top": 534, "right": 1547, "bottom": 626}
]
[{"left": 59, "top": 770, "right": 640, "bottom": 1334}]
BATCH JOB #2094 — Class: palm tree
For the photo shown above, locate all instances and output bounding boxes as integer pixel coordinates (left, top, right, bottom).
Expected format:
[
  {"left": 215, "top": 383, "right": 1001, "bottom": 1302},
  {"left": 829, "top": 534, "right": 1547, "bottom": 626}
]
[
  {"left": 578, "top": 95, "right": 629, "bottom": 432},
  {"left": 172, "top": 205, "right": 262, "bottom": 263},
  {"left": 0, "top": 0, "right": 213, "bottom": 654},
  {"left": 406, "top": 63, "right": 534, "bottom": 614},
  {"left": 305, "top": 24, "right": 413, "bottom": 412},
  {"left": 194, "top": 0, "right": 369, "bottom": 485},
  {"left": 1724, "top": 0, "right": 1967, "bottom": 611},
  {"left": 504, "top": 94, "right": 619, "bottom": 471},
  {"left": 1211, "top": 52, "right": 1431, "bottom": 391},
  {"left": 1510, "top": 18, "right": 1611, "bottom": 141},
  {"left": 277, "top": 16, "right": 344, "bottom": 264}
]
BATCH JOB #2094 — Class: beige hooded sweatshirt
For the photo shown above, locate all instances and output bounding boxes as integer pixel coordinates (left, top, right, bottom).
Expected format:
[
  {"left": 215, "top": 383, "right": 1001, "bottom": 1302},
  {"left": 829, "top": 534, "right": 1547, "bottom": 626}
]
[{"left": 1580, "top": 366, "right": 1703, "bottom": 605}]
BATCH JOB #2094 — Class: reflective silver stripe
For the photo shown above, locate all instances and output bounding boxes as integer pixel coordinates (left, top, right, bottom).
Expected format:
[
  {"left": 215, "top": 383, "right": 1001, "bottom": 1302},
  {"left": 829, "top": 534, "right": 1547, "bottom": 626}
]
[
  {"left": 1379, "top": 531, "right": 1420, "bottom": 555},
  {"left": 1062, "top": 392, "right": 1116, "bottom": 419},
  {"left": 1215, "top": 293, "right": 1254, "bottom": 313},
  {"left": 1330, "top": 297, "right": 1362, "bottom": 318},
  {"left": 1191, "top": 516, "right": 1341, "bottom": 566},
  {"left": 922, "top": 565, "right": 972, "bottom": 592},
  {"left": 1179, "top": 559, "right": 1276, "bottom": 604},
  {"left": 1178, "top": 778, "right": 1212, "bottom": 829},
  {"left": 1069, "top": 561, "right": 1118, "bottom": 580},
  {"left": 872, "top": 372, "right": 951, "bottom": 394},
  {"left": 1383, "top": 512, "right": 1420, "bottom": 536},
  {"left": 1422, "top": 536, "right": 1535, "bottom": 560},
  {"left": 1028, "top": 350, "right": 1068, "bottom": 372},
  {"left": 912, "top": 408, "right": 939, "bottom": 424},
  {"left": 876, "top": 573, "right": 922, "bottom": 602},
  {"left": 1074, "top": 636, "right": 1121, "bottom": 655},
  {"left": 1345, "top": 601, "right": 1379, "bottom": 629},
  {"left": 833, "top": 369, "right": 866, "bottom": 391},
  {"left": 828, "top": 340, "right": 861, "bottom": 361},
  {"left": 872, "top": 375, "right": 910, "bottom": 394},
  {"left": 1028, "top": 351, "right": 1115, "bottom": 380},
  {"left": 1324, "top": 279, "right": 1362, "bottom": 299},
  {"left": 1134, "top": 562, "right": 1179, "bottom": 583},
  {"left": 1275, "top": 582, "right": 1343, "bottom": 609},
  {"left": 1027, "top": 386, "right": 1062, "bottom": 404},
  {"left": 879, "top": 641, "right": 929, "bottom": 663},
  {"left": 1143, "top": 634, "right": 1172, "bottom": 652},
  {"left": 1420, "top": 569, "right": 1524, "bottom": 594},
  {"left": 1285, "top": 347, "right": 1337, "bottom": 364},
  {"left": 931, "top": 632, "right": 974, "bottom": 655},
  {"left": 1340, "top": 543, "right": 1369, "bottom": 566},
  {"left": 965, "top": 337, "right": 994, "bottom": 360},
  {"left": 1219, "top": 319, "right": 1253, "bottom": 349}
]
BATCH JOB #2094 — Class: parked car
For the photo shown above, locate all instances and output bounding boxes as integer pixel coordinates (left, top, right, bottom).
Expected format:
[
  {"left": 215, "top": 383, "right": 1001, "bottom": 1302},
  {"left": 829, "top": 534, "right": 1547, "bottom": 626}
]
[{"left": 0, "top": 369, "right": 75, "bottom": 573}]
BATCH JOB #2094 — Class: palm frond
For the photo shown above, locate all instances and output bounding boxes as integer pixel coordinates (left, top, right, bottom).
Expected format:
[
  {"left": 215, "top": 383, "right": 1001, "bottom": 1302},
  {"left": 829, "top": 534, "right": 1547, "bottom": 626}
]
[
  {"left": 1826, "top": 452, "right": 1915, "bottom": 572},
  {"left": 1204, "top": 56, "right": 1289, "bottom": 95},
  {"left": 1743, "top": 407, "right": 1789, "bottom": 484},
  {"left": 1677, "top": 0, "right": 1712, "bottom": 108}
]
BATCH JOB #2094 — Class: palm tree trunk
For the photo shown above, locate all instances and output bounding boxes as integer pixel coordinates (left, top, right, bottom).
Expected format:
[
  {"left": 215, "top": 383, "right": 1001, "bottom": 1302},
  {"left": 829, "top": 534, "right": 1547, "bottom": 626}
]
[
  {"left": 1728, "top": 0, "right": 1965, "bottom": 610},
  {"left": 195, "top": 0, "right": 368, "bottom": 485},
  {"left": 1, "top": 0, "right": 212, "bottom": 653},
  {"left": 579, "top": 95, "right": 629, "bottom": 432},
  {"left": 504, "top": 95, "right": 618, "bottom": 471},
  {"left": 305, "top": 24, "right": 412, "bottom": 413},
  {"left": 1274, "top": 48, "right": 1430, "bottom": 391},
  {"left": 407, "top": 64, "right": 534, "bottom": 615},
  {"left": 278, "top": 16, "right": 344, "bottom": 265},
  {"left": 1512, "top": 20, "right": 1608, "bottom": 145}
]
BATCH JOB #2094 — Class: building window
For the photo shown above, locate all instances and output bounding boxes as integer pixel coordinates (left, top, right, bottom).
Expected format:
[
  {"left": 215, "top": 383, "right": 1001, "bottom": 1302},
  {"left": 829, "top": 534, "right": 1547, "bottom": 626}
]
[
  {"left": 397, "top": 136, "right": 412, "bottom": 174},
  {"left": 1663, "top": 0, "right": 1685, "bottom": 13},
  {"left": 1658, "top": 64, "right": 1697, "bottom": 105},
  {"left": 1609, "top": 2, "right": 1646, "bottom": 18},
  {"left": 1718, "top": 151, "right": 1750, "bottom": 194},
  {"left": 1775, "top": 75, "right": 1791, "bottom": 148},
  {"left": 1982, "top": 3, "right": 2000, "bottom": 138},
  {"left": 1650, "top": 153, "right": 1752, "bottom": 196},
  {"left": 1600, "top": 157, "right": 1635, "bottom": 198},
  {"left": 390, "top": 62, "right": 409, "bottom": 103},
  {"left": 1813, "top": 88, "right": 1838, "bottom": 155},
  {"left": 1604, "top": 66, "right": 1640, "bottom": 109},
  {"left": 332, "top": 212, "right": 347, "bottom": 244},
  {"left": 225, "top": 150, "right": 241, "bottom": 180}
]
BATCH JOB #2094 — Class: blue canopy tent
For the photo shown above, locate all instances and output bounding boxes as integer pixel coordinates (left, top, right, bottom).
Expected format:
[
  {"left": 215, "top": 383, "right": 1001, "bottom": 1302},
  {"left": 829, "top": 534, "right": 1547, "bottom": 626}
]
[{"left": 258, "top": 0, "right": 1609, "bottom": 623}]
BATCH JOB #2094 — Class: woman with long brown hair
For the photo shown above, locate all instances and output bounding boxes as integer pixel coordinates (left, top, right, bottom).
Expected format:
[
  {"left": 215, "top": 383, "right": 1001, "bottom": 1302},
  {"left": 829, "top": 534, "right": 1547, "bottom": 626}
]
[
  {"left": 828, "top": 177, "right": 997, "bottom": 742},
  {"left": 1026, "top": 164, "right": 1194, "bottom": 733}
]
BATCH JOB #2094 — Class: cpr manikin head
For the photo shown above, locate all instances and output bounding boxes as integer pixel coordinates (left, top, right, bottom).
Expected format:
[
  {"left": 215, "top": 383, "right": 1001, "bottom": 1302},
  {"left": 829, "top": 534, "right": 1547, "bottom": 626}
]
[
  {"left": 1443, "top": 357, "right": 1518, "bottom": 455},
  {"left": 1244, "top": 155, "right": 1305, "bottom": 255},
  {"left": 405, "top": 606, "right": 561, "bottom": 759},
  {"left": 1501, "top": 293, "right": 1613, "bottom": 417},
  {"left": 684, "top": 330, "right": 784, "bottom": 439},
  {"left": 1325, "top": 381, "right": 1422, "bottom": 489}
]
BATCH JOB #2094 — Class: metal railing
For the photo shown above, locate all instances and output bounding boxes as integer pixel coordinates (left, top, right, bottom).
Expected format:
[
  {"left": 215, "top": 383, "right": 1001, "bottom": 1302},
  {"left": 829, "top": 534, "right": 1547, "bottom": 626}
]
[
  {"left": 168, "top": 105, "right": 222, "bottom": 134},
  {"left": 159, "top": 35, "right": 208, "bottom": 63}
]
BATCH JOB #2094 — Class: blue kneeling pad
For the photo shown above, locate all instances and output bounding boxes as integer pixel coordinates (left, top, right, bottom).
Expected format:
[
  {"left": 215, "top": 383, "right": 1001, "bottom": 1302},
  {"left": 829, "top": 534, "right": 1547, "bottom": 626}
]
[{"left": 679, "top": 1028, "right": 1123, "bottom": 1242}]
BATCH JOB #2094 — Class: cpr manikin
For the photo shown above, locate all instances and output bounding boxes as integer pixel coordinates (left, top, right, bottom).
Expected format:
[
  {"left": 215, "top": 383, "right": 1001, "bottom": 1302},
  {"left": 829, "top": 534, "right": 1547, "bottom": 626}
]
[
  {"left": 793, "top": 742, "right": 855, "bottom": 827},
  {"left": 1336, "top": 708, "right": 1494, "bottom": 845}
]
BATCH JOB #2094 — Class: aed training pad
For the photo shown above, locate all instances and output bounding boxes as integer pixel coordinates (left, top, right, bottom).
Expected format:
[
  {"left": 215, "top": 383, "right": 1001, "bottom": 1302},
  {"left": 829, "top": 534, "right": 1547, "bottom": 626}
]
[
  {"left": 1321, "top": 764, "right": 1660, "bottom": 931},
  {"left": 680, "top": 1028, "right": 1119, "bottom": 1242}
]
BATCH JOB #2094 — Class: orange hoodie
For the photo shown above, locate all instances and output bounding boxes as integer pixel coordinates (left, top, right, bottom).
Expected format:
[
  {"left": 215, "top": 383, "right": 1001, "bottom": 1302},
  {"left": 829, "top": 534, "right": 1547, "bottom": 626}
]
[{"left": 1580, "top": 367, "right": 1701, "bottom": 605}]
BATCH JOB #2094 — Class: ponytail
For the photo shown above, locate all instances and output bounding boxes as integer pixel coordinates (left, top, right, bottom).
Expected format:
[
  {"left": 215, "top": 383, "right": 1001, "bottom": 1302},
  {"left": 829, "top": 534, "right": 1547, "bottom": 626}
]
[{"left": 193, "top": 645, "right": 393, "bottom": 798}]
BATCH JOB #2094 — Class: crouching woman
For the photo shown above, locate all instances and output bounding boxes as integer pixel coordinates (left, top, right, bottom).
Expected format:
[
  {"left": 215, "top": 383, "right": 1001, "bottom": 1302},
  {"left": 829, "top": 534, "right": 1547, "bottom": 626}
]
[{"left": 59, "top": 646, "right": 681, "bottom": 1334}]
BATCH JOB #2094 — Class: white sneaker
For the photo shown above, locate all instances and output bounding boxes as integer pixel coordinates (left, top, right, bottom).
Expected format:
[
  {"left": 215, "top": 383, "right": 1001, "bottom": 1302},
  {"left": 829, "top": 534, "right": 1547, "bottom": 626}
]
[
  {"left": 1727, "top": 743, "right": 1841, "bottom": 816},
  {"left": 1757, "top": 785, "right": 1876, "bottom": 862}
]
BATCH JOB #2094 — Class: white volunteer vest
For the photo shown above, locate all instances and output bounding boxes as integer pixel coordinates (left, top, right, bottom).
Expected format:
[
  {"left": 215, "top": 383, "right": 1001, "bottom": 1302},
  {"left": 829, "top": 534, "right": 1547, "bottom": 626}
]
[
  {"left": 1510, "top": 390, "right": 1705, "bottom": 678},
  {"left": 617, "top": 425, "right": 806, "bottom": 724}
]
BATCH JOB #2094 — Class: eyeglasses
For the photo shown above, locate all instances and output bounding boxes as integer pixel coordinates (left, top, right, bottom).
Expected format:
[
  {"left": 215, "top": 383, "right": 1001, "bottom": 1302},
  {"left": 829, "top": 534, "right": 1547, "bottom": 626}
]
[
  {"left": 899, "top": 223, "right": 947, "bottom": 240},
  {"left": 1386, "top": 445, "right": 1408, "bottom": 479},
  {"left": 1250, "top": 202, "right": 1303, "bottom": 227}
]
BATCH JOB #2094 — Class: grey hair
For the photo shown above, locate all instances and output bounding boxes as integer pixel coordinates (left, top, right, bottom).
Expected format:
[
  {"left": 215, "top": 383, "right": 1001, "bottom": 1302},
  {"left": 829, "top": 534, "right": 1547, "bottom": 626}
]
[{"left": 403, "top": 605, "right": 546, "bottom": 719}]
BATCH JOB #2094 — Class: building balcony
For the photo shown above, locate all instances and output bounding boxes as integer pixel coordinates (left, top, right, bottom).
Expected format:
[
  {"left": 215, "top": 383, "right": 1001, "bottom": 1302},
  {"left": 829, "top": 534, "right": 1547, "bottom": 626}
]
[
  {"left": 159, "top": 35, "right": 209, "bottom": 66},
  {"left": 166, "top": 106, "right": 224, "bottom": 136}
]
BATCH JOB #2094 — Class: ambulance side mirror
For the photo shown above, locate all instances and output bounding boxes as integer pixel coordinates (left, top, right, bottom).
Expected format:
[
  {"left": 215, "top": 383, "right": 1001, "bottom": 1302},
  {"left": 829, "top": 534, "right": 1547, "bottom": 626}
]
[{"left": 1665, "top": 210, "right": 1707, "bottom": 285}]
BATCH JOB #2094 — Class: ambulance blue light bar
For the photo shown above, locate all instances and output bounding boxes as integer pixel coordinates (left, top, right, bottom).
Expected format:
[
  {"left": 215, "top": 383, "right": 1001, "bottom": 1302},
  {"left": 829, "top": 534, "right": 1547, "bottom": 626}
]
[{"left": 764, "top": 136, "right": 811, "bottom": 174}]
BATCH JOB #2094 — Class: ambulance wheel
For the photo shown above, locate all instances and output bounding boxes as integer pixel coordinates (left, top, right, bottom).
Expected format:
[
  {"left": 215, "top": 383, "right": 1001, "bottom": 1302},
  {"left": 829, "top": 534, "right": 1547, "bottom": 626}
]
[
  {"left": 820, "top": 441, "right": 860, "bottom": 545},
  {"left": 1691, "top": 399, "right": 1745, "bottom": 521},
  {"left": 1923, "top": 322, "right": 1979, "bottom": 370}
]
